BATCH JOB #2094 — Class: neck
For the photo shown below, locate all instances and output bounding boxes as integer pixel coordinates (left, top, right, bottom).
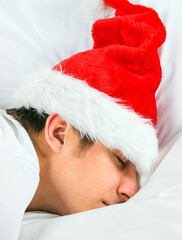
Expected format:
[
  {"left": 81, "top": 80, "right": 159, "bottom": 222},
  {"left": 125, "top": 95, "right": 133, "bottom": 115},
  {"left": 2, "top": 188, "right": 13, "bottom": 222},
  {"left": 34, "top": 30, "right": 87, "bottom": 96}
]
[
  {"left": 26, "top": 131, "right": 62, "bottom": 215},
  {"left": 26, "top": 176, "right": 62, "bottom": 215}
]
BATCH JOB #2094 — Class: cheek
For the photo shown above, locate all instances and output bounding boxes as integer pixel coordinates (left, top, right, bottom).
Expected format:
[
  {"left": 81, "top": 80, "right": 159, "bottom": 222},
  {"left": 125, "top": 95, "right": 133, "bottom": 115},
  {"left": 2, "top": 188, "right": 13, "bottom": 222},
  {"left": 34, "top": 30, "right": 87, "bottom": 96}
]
[
  {"left": 51, "top": 153, "right": 121, "bottom": 214},
  {"left": 63, "top": 159, "right": 116, "bottom": 200},
  {"left": 53, "top": 154, "right": 120, "bottom": 196},
  {"left": 99, "top": 167, "right": 120, "bottom": 191},
  {"left": 78, "top": 159, "right": 120, "bottom": 195}
]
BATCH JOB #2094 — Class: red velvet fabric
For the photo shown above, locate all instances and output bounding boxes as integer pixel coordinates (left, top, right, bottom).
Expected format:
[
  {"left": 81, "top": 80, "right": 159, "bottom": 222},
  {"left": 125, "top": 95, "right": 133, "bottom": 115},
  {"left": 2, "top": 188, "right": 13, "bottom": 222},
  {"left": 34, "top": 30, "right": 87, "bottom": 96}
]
[{"left": 53, "top": 0, "right": 166, "bottom": 126}]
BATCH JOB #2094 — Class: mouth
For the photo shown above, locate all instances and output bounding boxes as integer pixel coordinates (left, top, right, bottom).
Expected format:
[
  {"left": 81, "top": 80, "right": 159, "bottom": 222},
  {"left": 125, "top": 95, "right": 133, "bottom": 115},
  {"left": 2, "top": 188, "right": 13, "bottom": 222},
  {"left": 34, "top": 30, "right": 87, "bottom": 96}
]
[{"left": 102, "top": 201, "right": 108, "bottom": 207}]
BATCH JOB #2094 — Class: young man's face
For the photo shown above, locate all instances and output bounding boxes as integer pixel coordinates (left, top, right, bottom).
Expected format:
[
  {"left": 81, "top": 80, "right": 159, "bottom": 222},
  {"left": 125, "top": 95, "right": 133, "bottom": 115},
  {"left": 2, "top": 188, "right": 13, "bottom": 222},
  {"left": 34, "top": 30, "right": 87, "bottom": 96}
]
[
  {"left": 52, "top": 140, "right": 138, "bottom": 216},
  {"left": 29, "top": 114, "right": 138, "bottom": 216}
]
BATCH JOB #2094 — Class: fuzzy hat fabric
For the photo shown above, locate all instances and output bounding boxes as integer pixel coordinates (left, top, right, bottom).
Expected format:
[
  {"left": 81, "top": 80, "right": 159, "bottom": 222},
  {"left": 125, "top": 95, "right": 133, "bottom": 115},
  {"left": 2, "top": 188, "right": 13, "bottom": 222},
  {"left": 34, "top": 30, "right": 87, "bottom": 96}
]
[{"left": 9, "top": 0, "right": 166, "bottom": 185}]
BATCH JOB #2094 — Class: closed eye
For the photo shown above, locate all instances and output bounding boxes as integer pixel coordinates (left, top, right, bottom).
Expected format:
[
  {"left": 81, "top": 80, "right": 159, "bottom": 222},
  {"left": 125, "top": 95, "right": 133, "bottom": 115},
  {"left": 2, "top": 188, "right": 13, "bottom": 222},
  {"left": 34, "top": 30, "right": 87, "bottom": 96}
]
[{"left": 116, "top": 156, "right": 125, "bottom": 167}]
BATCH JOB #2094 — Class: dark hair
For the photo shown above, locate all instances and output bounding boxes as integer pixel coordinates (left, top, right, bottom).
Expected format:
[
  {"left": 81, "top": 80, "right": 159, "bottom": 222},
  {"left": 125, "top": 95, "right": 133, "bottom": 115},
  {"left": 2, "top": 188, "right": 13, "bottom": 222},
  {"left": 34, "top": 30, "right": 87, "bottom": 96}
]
[
  {"left": 6, "top": 107, "right": 48, "bottom": 134},
  {"left": 6, "top": 107, "right": 94, "bottom": 151}
]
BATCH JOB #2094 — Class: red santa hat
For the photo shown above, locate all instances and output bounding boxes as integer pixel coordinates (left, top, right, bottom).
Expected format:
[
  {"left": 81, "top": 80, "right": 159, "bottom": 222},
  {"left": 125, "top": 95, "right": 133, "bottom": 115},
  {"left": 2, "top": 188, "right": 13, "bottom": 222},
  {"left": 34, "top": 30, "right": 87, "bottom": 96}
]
[{"left": 9, "top": 0, "right": 166, "bottom": 185}]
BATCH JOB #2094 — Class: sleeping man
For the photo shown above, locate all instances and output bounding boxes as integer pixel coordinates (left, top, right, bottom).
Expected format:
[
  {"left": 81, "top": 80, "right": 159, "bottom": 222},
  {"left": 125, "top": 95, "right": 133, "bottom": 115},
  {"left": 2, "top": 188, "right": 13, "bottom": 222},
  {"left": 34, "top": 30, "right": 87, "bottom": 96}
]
[{"left": 0, "top": 0, "right": 166, "bottom": 239}]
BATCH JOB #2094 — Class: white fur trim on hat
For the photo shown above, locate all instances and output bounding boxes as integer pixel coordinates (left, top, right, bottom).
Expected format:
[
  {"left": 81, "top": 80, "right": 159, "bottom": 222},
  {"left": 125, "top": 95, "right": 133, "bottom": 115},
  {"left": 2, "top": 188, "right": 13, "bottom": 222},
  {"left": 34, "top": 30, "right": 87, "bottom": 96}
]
[
  {"left": 84, "top": 0, "right": 115, "bottom": 20},
  {"left": 8, "top": 70, "right": 159, "bottom": 185}
]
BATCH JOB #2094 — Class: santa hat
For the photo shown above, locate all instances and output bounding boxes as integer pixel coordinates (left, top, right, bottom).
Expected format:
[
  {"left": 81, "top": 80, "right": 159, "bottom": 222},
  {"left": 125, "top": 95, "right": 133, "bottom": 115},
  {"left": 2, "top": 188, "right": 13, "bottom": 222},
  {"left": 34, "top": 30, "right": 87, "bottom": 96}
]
[{"left": 9, "top": 0, "right": 166, "bottom": 185}]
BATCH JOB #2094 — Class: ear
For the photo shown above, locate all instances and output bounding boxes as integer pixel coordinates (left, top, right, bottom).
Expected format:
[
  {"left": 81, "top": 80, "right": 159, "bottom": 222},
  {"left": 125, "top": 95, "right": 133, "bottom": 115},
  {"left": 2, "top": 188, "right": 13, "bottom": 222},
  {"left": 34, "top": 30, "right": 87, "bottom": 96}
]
[{"left": 44, "top": 113, "right": 68, "bottom": 153}]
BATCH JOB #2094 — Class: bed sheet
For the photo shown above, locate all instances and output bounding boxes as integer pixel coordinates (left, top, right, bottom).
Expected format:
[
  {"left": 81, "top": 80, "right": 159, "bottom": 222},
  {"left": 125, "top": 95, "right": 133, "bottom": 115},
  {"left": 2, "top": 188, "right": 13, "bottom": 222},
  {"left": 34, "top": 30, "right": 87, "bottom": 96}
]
[{"left": 19, "top": 130, "right": 182, "bottom": 240}]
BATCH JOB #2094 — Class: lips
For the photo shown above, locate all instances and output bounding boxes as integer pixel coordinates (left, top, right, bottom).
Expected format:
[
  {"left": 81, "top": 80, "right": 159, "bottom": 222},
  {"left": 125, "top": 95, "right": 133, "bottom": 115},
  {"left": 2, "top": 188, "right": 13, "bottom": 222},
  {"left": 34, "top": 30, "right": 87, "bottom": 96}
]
[{"left": 102, "top": 201, "right": 108, "bottom": 206}]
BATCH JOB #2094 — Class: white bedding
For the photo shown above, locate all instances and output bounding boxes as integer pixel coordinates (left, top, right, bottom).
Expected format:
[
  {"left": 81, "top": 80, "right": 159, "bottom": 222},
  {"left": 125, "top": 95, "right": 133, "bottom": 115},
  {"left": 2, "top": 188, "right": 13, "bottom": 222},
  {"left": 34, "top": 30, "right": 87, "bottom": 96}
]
[
  {"left": 0, "top": 0, "right": 182, "bottom": 239},
  {"left": 19, "top": 131, "right": 182, "bottom": 240}
]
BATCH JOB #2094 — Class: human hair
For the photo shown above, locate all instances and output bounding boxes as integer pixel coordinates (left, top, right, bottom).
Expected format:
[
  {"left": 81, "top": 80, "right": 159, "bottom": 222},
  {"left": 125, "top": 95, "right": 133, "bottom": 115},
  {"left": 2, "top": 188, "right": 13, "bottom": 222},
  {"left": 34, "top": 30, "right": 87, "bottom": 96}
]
[{"left": 6, "top": 107, "right": 95, "bottom": 151}]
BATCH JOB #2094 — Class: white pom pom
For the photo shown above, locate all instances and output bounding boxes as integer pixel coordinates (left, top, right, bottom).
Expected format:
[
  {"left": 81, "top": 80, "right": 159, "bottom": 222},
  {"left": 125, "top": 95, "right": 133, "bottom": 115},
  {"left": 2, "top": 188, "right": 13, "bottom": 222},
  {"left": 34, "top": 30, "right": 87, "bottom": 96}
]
[{"left": 84, "top": 0, "right": 115, "bottom": 20}]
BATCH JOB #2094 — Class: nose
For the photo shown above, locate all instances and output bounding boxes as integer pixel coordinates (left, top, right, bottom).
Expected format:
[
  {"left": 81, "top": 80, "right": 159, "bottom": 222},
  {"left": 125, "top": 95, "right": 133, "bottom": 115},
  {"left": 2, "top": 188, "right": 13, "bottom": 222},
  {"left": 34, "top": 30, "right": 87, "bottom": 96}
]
[{"left": 117, "top": 164, "right": 138, "bottom": 202}]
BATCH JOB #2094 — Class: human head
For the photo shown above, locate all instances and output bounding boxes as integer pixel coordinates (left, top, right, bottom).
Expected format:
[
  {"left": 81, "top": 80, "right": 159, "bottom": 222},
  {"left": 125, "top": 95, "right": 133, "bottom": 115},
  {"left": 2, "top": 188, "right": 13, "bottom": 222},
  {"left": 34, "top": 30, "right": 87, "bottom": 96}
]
[
  {"left": 7, "top": 108, "right": 138, "bottom": 215},
  {"left": 7, "top": 0, "right": 166, "bottom": 187}
]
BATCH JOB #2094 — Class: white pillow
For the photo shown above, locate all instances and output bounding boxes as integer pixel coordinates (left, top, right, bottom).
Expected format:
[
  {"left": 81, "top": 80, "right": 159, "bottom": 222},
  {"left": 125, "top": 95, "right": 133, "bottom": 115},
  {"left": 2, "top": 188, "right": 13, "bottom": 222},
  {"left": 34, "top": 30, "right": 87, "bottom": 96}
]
[
  {"left": 130, "top": 0, "right": 182, "bottom": 147},
  {"left": 0, "top": 0, "right": 182, "bottom": 148},
  {"left": 0, "top": 0, "right": 93, "bottom": 107}
]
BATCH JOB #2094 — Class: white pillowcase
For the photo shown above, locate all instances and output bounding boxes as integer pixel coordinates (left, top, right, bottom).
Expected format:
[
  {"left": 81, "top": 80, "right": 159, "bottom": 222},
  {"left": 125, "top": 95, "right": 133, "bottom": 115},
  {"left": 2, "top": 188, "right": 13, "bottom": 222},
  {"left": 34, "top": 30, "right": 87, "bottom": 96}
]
[
  {"left": 0, "top": 0, "right": 182, "bottom": 148},
  {"left": 130, "top": 0, "right": 182, "bottom": 147},
  {"left": 0, "top": 0, "right": 93, "bottom": 107}
]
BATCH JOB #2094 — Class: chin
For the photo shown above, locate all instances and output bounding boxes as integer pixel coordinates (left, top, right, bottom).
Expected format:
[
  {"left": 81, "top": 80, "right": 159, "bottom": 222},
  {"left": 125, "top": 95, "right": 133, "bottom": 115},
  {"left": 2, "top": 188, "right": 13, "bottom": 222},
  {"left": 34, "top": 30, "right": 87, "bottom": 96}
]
[{"left": 59, "top": 202, "right": 105, "bottom": 216}]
